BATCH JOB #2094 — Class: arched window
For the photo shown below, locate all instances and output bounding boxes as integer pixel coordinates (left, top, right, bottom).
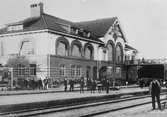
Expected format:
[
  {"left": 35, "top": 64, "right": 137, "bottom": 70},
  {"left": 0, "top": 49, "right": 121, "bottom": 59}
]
[
  {"left": 71, "top": 40, "right": 82, "bottom": 57},
  {"left": 57, "top": 41, "right": 67, "bottom": 56},
  {"left": 116, "top": 44, "right": 123, "bottom": 64},
  {"left": 107, "top": 43, "right": 114, "bottom": 61},
  {"left": 85, "top": 47, "right": 91, "bottom": 59},
  {"left": 72, "top": 44, "right": 81, "bottom": 57},
  {"left": 84, "top": 43, "right": 94, "bottom": 59},
  {"left": 56, "top": 37, "right": 69, "bottom": 56}
]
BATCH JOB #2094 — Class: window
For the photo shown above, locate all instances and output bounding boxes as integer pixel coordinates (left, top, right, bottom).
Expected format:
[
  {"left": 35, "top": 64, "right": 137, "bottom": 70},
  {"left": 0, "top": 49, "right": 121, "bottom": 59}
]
[
  {"left": 76, "top": 65, "right": 82, "bottom": 76},
  {"left": 107, "top": 44, "right": 113, "bottom": 61},
  {"left": 71, "top": 65, "right": 75, "bottom": 77},
  {"left": 7, "top": 25, "right": 23, "bottom": 31},
  {"left": 30, "top": 64, "right": 36, "bottom": 76},
  {"left": 57, "top": 42, "right": 67, "bottom": 56},
  {"left": 72, "top": 44, "right": 81, "bottom": 57},
  {"left": 84, "top": 44, "right": 93, "bottom": 60},
  {"left": 87, "top": 32, "right": 91, "bottom": 38},
  {"left": 116, "top": 67, "right": 121, "bottom": 77},
  {"left": 116, "top": 45, "right": 123, "bottom": 64},
  {"left": 16, "top": 64, "right": 25, "bottom": 76},
  {"left": 86, "top": 66, "right": 91, "bottom": 79},
  {"left": 71, "top": 65, "right": 82, "bottom": 77},
  {"left": 56, "top": 37, "right": 69, "bottom": 56},
  {"left": 93, "top": 66, "right": 97, "bottom": 80},
  {"left": 60, "top": 64, "right": 66, "bottom": 76},
  {"left": 85, "top": 47, "right": 91, "bottom": 59}
]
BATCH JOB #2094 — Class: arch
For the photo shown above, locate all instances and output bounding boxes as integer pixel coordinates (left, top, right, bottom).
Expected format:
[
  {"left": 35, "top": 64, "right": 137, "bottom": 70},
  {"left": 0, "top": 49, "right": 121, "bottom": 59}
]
[
  {"left": 56, "top": 37, "right": 70, "bottom": 56},
  {"left": 106, "top": 40, "right": 115, "bottom": 62},
  {"left": 84, "top": 43, "right": 94, "bottom": 60},
  {"left": 71, "top": 40, "right": 82, "bottom": 57},
  {"left": 115, "top": 42, "right": 123, "bottom": 64}
]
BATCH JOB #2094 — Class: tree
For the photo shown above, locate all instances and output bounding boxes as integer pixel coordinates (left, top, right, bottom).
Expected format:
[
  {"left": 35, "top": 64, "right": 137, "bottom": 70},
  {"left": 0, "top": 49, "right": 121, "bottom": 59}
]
[
  {"left": 6, "top": 56, "right": 29, "bottom": 68},
  {"left": 5, "top": 56, "right": 30, "bottom": 89},
  {"left": 6, "top": 56, "right": 30, "bottom": 78}
]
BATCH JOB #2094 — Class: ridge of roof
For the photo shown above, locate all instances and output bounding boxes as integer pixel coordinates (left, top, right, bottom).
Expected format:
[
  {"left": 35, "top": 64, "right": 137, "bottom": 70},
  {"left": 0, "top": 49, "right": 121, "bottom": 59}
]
[
  {"left": 42, "top": 13, "right": 73, "bottom": 26},
  {"left": 75, "top": 17, "right": 117, "bottom": 24}
]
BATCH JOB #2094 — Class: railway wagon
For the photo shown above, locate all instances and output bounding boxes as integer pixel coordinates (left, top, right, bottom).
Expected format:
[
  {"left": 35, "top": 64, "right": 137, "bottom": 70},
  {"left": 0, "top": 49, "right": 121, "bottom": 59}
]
[{"left": 137, "top": 64, "right": 167, "bottom": 86}]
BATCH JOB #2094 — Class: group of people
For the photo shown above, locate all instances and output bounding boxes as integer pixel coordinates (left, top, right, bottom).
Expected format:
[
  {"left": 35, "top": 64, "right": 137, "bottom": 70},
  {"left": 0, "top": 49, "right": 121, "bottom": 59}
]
[
  {"left": 64, "top": 77, "right": 164, "bottom": 110},
  {"left": 64, "top": 78, "right": 75, "bottom": 92},
  {"left": 64, "top": 77, "right": 111, "bottom": 94},
  {"left": 14, "top": 78, "right": 49, "bottom": 90}
]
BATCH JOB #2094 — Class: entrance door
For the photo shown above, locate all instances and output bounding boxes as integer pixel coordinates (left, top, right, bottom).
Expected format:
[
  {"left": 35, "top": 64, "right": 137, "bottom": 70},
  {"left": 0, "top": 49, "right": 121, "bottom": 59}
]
[
  {"left": 99, "top": 66, "right": 107, "bottom": 81},
  {"left": 86, "top": 66, "right": 91, "bottom": 80}
]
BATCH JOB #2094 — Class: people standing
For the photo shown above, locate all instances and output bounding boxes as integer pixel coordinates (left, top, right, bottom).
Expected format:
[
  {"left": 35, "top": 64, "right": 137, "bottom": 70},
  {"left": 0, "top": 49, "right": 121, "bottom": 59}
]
[
  {"left": 91, "top": 80, "right": 96, "bottom": 93},
  {"left": 44, "top": 77, "right": 48, "bottom": 90},
  {"left": 125, "top": 81, "right": 128, "bottom": 88},
  {"left": 71, "top": 79, "right": 74, "bottom": 91},
  {"left": 69, "top": 79, "right": 72, "bottom": 91},
  {"left": 149, "top": 78, "right": 161, "bottom": 110},
  {"left": 106, "top": 79, "right": 110, "bottom": 94},
  {"left": 64, "top": 78, "right": 67, "bottom": 92},
  {"left": 80, "top": 77, "right": 84, "bottom": 93}
]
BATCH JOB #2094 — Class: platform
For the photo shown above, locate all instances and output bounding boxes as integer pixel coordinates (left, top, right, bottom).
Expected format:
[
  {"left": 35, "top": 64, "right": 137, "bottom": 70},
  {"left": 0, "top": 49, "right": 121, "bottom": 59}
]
[{"left": 0, "top": 86, "right": 149, "bottom": 114}]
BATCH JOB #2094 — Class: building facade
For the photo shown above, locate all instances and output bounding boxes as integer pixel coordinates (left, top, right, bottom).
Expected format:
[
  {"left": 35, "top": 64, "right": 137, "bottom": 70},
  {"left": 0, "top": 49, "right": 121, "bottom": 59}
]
[{"left": 0, "top": 3, "right": 137, "bottom": 85}]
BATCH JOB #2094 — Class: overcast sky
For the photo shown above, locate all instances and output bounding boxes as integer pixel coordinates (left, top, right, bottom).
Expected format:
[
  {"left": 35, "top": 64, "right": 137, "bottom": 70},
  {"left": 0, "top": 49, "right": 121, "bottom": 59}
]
[{"left": 0, "top": 0, "right": 167, "bottom": 59}]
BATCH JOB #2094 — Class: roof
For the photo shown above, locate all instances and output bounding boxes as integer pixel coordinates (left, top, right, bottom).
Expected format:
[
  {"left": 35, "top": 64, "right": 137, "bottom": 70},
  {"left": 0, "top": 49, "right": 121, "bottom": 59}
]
[
  {"left": 0, "top": 16, "right": 47, "bottom": 34},
  {"left": 125, "top": 44, "right": 137, "bottom": 51},
  {"left": 0, "top": 13, "right": 118, "bottom": 43},
  {"left": 74, "top": 17, "right": 117, "bottom": 37}
]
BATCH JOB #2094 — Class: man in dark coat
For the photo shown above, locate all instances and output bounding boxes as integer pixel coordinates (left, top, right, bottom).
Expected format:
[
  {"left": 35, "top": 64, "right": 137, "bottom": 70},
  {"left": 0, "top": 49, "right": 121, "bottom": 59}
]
[
  {"left": 64, "top": 78, "right": 67, "bottom": 92},
  {"left": 106, "top": 79, "right": 110, "bottom": 94},
  {"left": 80, "top": 77, "right": 84, "bottom": 93},
  {"left": 149, "top": 78, "right": 161, "bottom": 110}
]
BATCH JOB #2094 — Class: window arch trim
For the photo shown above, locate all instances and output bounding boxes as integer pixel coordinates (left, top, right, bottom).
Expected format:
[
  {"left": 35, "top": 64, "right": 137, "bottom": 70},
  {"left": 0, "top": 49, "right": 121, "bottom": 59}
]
[
  {"left": 56, "top": 37, "right": 70, "bottom": 56},
  {"left": 106, "top": 40, "right": 115, "bottom": 62},
  {"left": 115, "top": 42, "right": 123, "bottom": 64},
  {"left": 84, "top": 43, "right": 94, "bottom": 60},
  {"left": 71, "top": 40, "right": 82, "bottom": 57}
]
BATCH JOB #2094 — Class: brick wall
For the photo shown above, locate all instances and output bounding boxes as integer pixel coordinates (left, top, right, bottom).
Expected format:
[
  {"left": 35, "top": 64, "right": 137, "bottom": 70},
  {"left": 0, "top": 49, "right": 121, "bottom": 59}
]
[
  {"left": 49, "top": 55, "right": 97, "bottom": 81},
  {"left": 49, "top": 55, "right": 126, "bottom": 83}
]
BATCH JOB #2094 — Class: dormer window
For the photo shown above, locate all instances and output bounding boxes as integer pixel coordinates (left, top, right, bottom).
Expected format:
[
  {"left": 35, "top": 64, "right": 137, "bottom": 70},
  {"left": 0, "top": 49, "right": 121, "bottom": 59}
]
[
  {"left": 75, "top": 29, "right": 78, "bottom": 34},
  {"left": 7, "top": 25, "right": 23, "bottom": 32},
  {"left": 59, "top": 24, "right": 70, "bottom": 33},
  {"left": 70, "top": 27, "right": 91, "bottom": 38},
  {"left": 87, "top": 32, "right": 91, "bottom": 38}
]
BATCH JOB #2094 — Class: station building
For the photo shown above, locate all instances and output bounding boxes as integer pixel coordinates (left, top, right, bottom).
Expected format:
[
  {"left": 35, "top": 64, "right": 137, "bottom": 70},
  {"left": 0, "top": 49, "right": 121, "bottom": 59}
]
[{"left": 0, "top": 3, "right": 137, "bottom": 85}]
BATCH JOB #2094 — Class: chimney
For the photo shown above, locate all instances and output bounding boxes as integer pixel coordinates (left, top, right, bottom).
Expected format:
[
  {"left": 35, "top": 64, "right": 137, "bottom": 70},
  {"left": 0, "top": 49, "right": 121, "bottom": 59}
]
[{"left": 30, "top": 2, "right": 43, "bottom": 17}]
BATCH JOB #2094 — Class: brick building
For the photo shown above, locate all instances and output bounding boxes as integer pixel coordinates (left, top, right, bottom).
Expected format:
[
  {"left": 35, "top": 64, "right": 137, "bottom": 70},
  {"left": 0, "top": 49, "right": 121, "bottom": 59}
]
[{"left": 0, "top": 3, "right": 137, "bottom": 85}]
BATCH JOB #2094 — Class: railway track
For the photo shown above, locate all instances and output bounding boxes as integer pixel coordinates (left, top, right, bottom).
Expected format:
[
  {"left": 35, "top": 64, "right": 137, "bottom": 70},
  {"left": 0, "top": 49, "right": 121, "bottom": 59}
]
[
  {"left": 81, "top": 97, "right": 167, "bottom": 117},
  {"left": 2, "top": 93, "right": 167, "bottom": 117}
]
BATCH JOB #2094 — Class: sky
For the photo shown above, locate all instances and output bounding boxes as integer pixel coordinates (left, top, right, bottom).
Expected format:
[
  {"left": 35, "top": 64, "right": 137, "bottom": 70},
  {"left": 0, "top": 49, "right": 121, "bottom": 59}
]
[{"left": 0, "top": 0, "right": 167, "bottom": 59}]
